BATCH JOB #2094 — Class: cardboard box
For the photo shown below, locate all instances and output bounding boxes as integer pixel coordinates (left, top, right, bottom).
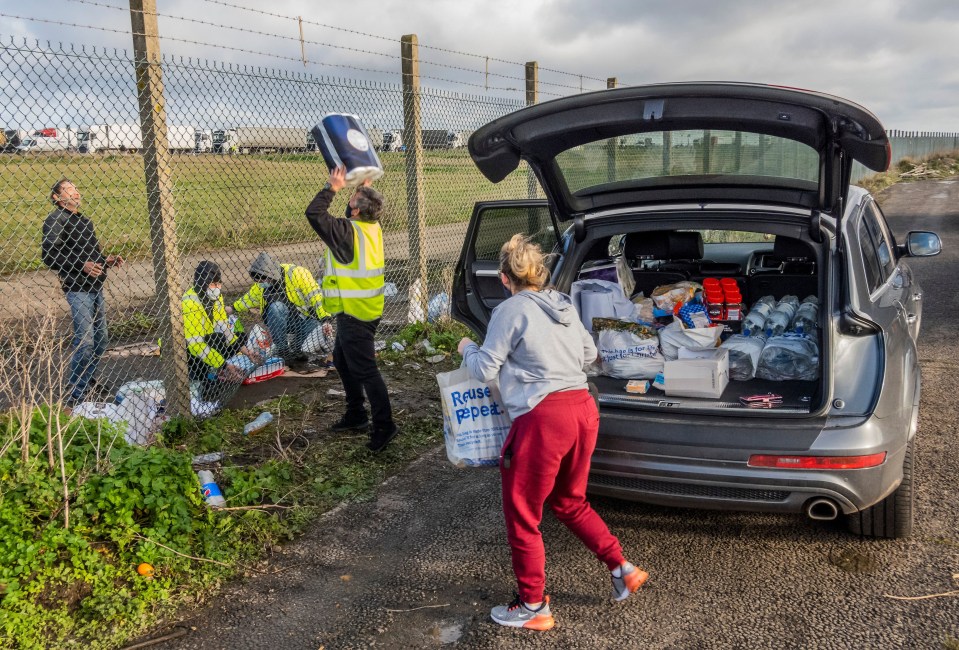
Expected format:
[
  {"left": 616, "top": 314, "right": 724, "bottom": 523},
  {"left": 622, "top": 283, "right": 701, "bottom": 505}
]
[{"left": 664, "top": 347, "right": 730, "bottom": 399}]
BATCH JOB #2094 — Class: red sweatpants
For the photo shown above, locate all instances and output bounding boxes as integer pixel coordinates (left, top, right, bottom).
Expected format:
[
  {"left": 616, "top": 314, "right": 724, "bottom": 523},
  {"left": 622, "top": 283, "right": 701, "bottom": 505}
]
[{"left": 500, "top": 389, "right": 625, "bottom": 603}]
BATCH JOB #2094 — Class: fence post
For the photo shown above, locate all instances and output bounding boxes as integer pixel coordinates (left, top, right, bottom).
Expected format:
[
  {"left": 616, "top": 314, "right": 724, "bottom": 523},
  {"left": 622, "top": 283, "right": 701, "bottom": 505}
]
[
  {"left": 129, "top": 0, "right": 190, "bottom": 418},
  {"left": 525, "top": 61, "right": 538, "bottom": 199},
  {"left": 401, "top": 34, "right": 427, "bottom": 322},
  {"left": 606, "top": 77, "right": 617, "bottom": 182}
]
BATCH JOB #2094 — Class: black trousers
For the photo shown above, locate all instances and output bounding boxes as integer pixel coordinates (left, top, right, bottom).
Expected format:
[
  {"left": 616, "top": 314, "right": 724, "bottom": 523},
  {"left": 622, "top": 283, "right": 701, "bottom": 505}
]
[{"left": 333, "top": 313, "right": 393, "bottom": 429}]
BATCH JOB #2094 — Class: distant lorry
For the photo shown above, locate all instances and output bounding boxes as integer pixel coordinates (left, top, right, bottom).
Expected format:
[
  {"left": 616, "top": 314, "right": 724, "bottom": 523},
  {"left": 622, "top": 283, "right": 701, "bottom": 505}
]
[
  {"left": 77, "top": 124, "right": 195, "bottom": 153},
  {"left": 1, "top": 129, "right": 29, "bottom": 152},
  {"left": 15, "top": 127, "right": 78, "bottom": 152},
  {"left": 381, "top": 130, "right": 403, "bottom": 152},
  {"left": 422, "top": 129, "right": 450, "bottom": 149},
  {"left": 194, "top": 129, "right": 212, "bottom": 153},
  {"left": 212, "top": 127, "right": 307, "bottom": 154},
  {"left": 448, "top": 130, "right": 473, "bottom": 149}
]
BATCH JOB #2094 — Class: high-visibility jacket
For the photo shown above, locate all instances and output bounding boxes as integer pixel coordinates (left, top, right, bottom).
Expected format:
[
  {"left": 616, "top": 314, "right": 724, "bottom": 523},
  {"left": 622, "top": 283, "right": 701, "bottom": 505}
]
[
  {"left": 322, "top": 220, "right": 385, "bottom": 321},
  {"left": 183, "top": 288, "right": 237, "bottom": 369},
  {"left": 233, "top": 263, "right": 330, "bottom": 320}
]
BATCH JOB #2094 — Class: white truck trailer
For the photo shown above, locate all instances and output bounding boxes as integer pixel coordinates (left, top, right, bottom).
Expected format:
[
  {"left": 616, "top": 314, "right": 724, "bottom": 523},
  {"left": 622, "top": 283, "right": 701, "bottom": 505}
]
[
  {"left": 212, "top": 127, "right": 307, "bottom": 154},
  {"left": 77, "top": 124, "right": 195, "bottom": 153}
]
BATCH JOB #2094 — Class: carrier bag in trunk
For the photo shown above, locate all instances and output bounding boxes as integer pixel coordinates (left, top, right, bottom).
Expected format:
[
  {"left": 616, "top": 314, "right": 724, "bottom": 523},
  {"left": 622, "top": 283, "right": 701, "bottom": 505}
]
[{"left": 594, "top": 319, "right": 664, "bottom": 379}]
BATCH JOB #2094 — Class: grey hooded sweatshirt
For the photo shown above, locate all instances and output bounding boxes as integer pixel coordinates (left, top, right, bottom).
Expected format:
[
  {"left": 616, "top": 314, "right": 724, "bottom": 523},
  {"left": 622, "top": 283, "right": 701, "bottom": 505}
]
[
  {"left": 462, "top": 288, "right": 597, "bottom": 420},
  {"left": 248, "top": 252, "right": 283, "bottom": 282}
]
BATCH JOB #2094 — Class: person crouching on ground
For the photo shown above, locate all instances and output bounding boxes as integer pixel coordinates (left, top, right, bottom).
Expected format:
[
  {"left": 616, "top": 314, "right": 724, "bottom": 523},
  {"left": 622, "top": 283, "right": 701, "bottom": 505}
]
[
  {"left": 457, "top": 234, "right": 649, "bottom": 631},
  {"left": 304, "top": 165, "right": 398, "bottom": 453},
  {"left": 229, "top": 251, "right": 334, "bottom": 373},
  {"left": 184, "top": 261, "right": 262, "bottom": 401}
]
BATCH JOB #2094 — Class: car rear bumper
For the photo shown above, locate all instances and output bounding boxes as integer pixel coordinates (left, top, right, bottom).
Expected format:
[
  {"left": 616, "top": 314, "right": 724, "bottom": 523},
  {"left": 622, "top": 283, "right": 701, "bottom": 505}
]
[{"left": 588, "top": 412, "right": 907, "bottom": 515}]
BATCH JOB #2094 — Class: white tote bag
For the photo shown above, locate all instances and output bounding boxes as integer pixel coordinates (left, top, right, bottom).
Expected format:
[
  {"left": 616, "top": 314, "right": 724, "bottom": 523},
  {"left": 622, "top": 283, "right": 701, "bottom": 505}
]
[{"left": 436, "top": 366, "right": 511, "bottom": 467}]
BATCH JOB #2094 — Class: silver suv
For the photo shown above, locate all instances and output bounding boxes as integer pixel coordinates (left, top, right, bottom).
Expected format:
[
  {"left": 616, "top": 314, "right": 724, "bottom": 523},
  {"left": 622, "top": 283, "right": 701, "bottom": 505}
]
[{"left": 452, "top": 83, "right": 942, "bottom": 538}]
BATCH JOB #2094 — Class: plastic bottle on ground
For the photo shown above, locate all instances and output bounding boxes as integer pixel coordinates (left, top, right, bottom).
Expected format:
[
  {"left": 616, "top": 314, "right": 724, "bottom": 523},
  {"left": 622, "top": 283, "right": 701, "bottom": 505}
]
[
  {"left": 243, "top": 412, "right": 274, "bottom": 435},
  {"left": 197, "top": 470, "right": 227, "bottom": 508}
]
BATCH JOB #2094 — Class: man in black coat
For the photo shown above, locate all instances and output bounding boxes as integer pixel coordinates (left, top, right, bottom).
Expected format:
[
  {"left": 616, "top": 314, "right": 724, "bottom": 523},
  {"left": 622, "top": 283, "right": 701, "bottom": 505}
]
[{"left": 41, "top": 179, "right": 123, "bottom": 406}]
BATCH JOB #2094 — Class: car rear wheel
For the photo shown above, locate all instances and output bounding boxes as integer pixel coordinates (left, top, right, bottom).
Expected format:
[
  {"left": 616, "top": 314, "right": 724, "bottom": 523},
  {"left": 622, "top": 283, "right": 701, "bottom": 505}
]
[{"left": 847, "top": 440, "right": 914, "bottom": 539}]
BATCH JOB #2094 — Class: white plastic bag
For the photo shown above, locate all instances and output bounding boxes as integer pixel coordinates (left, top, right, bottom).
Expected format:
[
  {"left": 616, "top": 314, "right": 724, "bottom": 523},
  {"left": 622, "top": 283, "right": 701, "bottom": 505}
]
[
  {"left": 301, "top": 322, "right": 334, "bottom": 354},
  {"left": 570, "top": 279, "right": 635, "bottom": 333},
  {"left": 658, "top": 320, "right": 723, "bottom": 361},
  {"left": 437, "top": 366, "right": 511, "bottom": 467},
  {"left": 597, "top": 328, "right": 665, "bottom": 379},
  {"left": 756, "top": 334, "right": 820, "bottom": 381},
  {"left": 246, "top": 324, "right": 272, "bottom": 355},
  {"left": 721, "top": 335, "right": 767, "bottom": 380}
]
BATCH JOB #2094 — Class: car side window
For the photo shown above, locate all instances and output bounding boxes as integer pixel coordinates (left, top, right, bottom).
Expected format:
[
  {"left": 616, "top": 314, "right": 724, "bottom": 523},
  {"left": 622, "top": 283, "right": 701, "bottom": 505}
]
[
  {"left": 863, "top": 202, "right": 896, "bottom": 278},
  {"left": 858, "top": 217, "right": 884, "bottom": 294}
]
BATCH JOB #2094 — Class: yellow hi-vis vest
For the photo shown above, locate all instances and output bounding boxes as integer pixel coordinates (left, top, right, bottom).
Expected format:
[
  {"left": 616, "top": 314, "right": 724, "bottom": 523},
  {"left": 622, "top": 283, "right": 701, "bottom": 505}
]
[
  {"left": 182, "top": 288, "right": 238, "bottom": 369},
  {"left": 322, "top": 220, "right": 385, "bottom": 321},
  {"left": 233, "top": 264, "right": 330, "bottom": 320}
]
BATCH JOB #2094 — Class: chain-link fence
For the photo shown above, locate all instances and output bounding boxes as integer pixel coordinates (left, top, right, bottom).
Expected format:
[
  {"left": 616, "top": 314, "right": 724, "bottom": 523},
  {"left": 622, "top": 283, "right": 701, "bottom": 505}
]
[
  {"left": 0, "top": 36, "right": 536, "bottom": 424},
  {"left": 4, "top": 33, "right": 959, "bottom": 431}
]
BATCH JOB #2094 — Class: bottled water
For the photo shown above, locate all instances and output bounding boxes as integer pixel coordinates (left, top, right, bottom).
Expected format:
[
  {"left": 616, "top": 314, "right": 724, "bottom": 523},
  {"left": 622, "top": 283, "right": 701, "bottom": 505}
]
[
  {"left": 791, "top": 300, "right": 820, "bottom": 334},
  {"left": 742, "top": 301, "right": 773, "bottom": 336},
  {"left": 243, "top": 411, "right": 274, "bottom": 435},
  {"left": 763, "top": 298, "right": 799, "bottom": 337}
]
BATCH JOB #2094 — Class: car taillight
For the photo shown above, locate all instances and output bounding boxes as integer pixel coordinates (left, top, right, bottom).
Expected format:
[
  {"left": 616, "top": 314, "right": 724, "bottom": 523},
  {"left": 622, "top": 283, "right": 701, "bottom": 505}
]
[{"left": 747, "top": 452, "right": 886, "bottom": 469}]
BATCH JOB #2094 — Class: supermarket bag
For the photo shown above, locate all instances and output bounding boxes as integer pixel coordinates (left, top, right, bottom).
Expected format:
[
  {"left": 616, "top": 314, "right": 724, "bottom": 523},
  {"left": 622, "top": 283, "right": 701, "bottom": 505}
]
[
  {"left": 595, "top": 320, "right": 664, "bottom": 379},
  {"left": 437, "top": 366, "right": 511, "bottom": 467}
]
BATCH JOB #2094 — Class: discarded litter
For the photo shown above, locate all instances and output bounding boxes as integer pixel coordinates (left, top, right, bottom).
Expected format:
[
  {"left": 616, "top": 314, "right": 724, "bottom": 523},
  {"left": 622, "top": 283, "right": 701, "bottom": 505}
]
[
  {"left": 403, "top": 363, "right": 422, "bottom": 370},
  {"left": 374, "top": 340, "right": 387, "bottom": 351},
  {"left": 243, "top": 412, "right": 274, "bottom": 435},
  {"left": 427, "top": 292, "right": 451, "bottom": 322},
  {"left": 197, "top": 470, "right": 226, "bottom": 508},
  {"left": 391, "top": 341, "right": 406, "bottom": 352},
  {"left": 426, "top": 354, "right": 446, "bottom": 364},
  {"left": 192, "top": 452, "right": 225, "bottom": 465},
  {"left": 327, "top": 388, "right": 347, "bottom": 398},
  {"left": 383, "top": 282, "right": 399, "bottom": 298},
  {"left": 419, "top": 339, "right": 437, "bottom": 354}
]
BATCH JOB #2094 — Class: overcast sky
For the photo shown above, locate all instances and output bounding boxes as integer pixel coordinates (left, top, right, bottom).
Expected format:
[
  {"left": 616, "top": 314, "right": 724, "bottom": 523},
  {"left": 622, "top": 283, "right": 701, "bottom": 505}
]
[{"left": 4, "top": 0, "right": 959, "bottom": 131}]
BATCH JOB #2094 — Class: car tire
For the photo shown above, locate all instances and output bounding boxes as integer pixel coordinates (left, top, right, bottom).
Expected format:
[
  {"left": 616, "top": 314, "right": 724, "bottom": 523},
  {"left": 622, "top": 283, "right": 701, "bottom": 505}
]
[{"left": 847, "top": 440, "right": 914, "bottom": 539}]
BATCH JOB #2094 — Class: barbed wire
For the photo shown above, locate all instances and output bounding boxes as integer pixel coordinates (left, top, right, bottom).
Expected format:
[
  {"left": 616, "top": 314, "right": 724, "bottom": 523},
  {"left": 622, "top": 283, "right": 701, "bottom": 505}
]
[
  {"left": 65, "top": 0, "right": 603, "bottom": 92},
  {"left": 192, "top": 0, "right": 614, "bottom": 83}
]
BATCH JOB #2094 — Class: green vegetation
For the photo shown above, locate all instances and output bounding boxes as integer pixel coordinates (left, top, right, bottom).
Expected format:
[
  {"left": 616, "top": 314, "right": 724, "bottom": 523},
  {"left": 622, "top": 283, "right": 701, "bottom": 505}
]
[
  {"left": 0, "top": 150, "right": 531, "bottom": 274},
  {"left": 0, "top": 396, "right": 443, "bottom": 649},
  {"left": 857, "top": 153, "right": 959, "bottom": 197}
]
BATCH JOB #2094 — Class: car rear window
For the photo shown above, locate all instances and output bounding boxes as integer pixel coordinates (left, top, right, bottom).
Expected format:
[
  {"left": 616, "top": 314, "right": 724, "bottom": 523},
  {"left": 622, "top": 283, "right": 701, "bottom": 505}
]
[{"left": 555, "top": 129, "right": 820, "bottom": 194}]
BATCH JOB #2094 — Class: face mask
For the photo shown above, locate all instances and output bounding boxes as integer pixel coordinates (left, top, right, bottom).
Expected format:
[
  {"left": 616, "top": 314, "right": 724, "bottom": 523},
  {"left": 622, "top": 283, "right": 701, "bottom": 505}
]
[
  {"left": 345, "top": 203, "right": 354, "bottom": 218},
  {"left": 258, "top": 282, "right": 272, "bottom": 290},
  {"left": 206, "top": 287, "right": 221, "bottom": 300},
  {"left": 502, "top": 280, "right": 512, "bottom": 298}
]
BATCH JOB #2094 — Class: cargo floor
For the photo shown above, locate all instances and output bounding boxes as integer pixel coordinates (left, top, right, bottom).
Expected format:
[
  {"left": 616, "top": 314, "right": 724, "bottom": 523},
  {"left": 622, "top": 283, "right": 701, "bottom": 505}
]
[{"left": 592, "top": 375, "right": 819, "bottom": 413}]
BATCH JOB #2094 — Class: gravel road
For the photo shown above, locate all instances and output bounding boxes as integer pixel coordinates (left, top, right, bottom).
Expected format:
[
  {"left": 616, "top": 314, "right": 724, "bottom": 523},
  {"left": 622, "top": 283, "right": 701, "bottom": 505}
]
[{"left": 152, "top": 178, "right": 959, "bottom": 650}]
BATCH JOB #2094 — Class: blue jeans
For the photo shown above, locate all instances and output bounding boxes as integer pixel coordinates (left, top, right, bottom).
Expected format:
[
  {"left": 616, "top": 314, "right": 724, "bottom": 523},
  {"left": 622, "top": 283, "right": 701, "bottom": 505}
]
[
  {"left": 264, "top": 302, "right": 320, "bottom": 359},
  {"left": 65, "top": 290, "right": 108, "bottom": 403}
]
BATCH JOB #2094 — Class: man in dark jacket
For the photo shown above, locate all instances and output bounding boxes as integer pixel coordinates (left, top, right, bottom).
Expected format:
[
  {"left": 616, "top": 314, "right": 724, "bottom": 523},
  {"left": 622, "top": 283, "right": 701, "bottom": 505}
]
[
  {"left": 305, "top": 166, "right": 398, "bottom": 452},
  {"left": 41, "top": 179, "right": 123, "bottom": 406}
]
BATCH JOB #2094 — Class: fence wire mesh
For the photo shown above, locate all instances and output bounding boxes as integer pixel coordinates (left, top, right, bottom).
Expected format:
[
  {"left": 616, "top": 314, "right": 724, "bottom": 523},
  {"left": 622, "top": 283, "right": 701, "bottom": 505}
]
[{"left": 0, "top": 37, "right": 534, "bottom": 427}]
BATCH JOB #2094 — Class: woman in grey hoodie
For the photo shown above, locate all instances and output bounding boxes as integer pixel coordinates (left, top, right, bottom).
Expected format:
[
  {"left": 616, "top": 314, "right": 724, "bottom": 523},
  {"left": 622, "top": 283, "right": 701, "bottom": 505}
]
[{"left": 458, "top": 234, "right": 648, "bottom": 631}]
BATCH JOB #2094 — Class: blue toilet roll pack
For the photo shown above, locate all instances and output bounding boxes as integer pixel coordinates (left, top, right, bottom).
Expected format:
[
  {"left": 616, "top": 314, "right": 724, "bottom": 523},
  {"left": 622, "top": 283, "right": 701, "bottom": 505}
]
[{"left": 311, "top": 113, "right": 385, "bottom": 185}]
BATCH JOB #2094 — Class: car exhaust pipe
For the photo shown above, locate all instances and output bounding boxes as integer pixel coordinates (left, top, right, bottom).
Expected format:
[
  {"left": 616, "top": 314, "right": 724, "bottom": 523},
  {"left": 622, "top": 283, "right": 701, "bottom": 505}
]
[{"left": 805, "top": 498, "right": 840, "bottom": 521}]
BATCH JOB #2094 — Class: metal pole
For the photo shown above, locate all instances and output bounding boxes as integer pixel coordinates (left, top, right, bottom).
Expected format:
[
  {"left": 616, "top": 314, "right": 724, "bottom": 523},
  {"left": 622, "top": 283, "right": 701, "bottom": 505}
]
[
  {"left": 401, "top": 34, "right": 427, "bottom": 322},
  {"left": 129, "top": 0, "right": 190, "bottom": 418},
  {"left": 606, "top": 77, "right": 617, "bottom": 183},
  {"left": 298, "top": 17, "right": 307, "bottom": 67},
  {"left": 525, "top": 61, "right": 538, "bottom": 199}
]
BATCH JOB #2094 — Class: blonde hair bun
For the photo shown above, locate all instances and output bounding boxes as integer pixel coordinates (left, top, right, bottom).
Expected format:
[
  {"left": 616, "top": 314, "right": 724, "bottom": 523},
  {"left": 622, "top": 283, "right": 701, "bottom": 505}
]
[{"left": 499, "top": 234, "right": 549, "bottom": 290}]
